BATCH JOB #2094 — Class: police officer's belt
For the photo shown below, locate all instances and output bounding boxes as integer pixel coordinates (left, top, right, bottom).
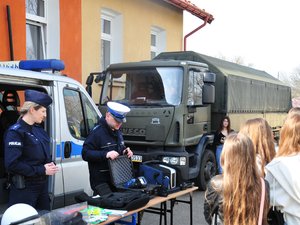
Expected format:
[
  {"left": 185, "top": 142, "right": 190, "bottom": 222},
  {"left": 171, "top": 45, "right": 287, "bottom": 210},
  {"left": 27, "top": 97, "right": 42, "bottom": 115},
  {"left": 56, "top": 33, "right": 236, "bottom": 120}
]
[{"left": 25, "top": 176, "right": 47, "bottom": 181}]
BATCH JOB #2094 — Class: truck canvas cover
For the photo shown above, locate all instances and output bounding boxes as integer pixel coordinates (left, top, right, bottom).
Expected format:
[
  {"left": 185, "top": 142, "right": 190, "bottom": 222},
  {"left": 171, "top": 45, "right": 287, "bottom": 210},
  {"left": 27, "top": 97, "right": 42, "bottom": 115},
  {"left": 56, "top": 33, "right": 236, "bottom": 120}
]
[{"left": 155, "top": 51, "right": 291, "bottom": 130}]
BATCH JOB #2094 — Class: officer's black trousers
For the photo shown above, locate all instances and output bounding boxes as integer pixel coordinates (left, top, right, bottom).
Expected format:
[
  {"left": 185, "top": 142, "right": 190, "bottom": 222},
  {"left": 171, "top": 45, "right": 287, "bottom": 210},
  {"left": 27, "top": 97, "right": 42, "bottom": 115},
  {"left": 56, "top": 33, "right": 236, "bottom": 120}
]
[{"left": 8, "top": 179, "right": 50, "bottom": 210}]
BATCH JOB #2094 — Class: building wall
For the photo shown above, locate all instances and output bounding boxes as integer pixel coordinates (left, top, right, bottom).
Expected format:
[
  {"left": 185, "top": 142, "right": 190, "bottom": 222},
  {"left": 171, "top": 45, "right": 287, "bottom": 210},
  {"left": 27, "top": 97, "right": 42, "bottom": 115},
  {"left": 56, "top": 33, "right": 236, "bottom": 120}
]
[
  {"left": 82, "top": 0, "right": 183, "bottom": 86},
  {"left": 1, "top": 0, "right": 183, "bottom": 87},
  {"left": 60, "top": 0, "right": 82, "bottom": 81},
  {"left": 0, "top": 1, "right": 81, "bottom": 82},
  {"left": 0, "top": 1, "right": 26, "bottom": 61}
]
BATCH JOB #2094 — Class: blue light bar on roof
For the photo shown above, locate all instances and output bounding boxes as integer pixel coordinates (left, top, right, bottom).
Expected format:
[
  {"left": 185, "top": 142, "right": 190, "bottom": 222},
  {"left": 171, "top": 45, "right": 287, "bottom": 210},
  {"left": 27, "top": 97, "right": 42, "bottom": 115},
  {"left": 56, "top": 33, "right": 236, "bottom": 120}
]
[{"left": 19, "top": 59, "right": 65, "bottom": 72}]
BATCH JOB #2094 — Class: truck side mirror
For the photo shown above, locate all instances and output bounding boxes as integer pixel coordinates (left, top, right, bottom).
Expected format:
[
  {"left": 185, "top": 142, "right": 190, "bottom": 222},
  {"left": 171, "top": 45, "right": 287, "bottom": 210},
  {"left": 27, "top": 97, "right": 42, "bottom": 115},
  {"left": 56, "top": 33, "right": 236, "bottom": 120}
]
[
  {"left": 86, "top": 86, "right": 92, "bottom": 97},
  {"left": 95, "top": 72, "right": 106, "bottom": 83},
  {"left": 86, "top": 74, "right": 94, "bottom": 85},
  {"left": 203, "top": 72, "right": 216, "bottom": 83},
  {"left": 86, "top": 74, "right": 94, "bottom": 97},
  {"left": 202, "top": 84, "right": 215, "bottom": 104},
  {"left": 202, "top": 72, "right": 216, "bottom": 104}
]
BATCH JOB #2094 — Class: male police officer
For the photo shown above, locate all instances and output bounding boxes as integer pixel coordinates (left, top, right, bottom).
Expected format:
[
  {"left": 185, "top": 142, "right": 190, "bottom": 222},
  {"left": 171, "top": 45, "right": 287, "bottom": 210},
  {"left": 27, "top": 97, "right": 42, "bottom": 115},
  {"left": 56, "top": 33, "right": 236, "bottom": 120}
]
[{"left": 82, "top": 101, "right": 133, "bottom": 193}]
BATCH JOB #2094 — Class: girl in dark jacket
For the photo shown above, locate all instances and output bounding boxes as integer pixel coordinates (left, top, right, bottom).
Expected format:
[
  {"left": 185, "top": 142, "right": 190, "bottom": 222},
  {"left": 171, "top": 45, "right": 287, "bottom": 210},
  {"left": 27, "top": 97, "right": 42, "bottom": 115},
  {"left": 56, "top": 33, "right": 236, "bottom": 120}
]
[{"left": 213, "top": 116, "right": 233, "bottom": 174}]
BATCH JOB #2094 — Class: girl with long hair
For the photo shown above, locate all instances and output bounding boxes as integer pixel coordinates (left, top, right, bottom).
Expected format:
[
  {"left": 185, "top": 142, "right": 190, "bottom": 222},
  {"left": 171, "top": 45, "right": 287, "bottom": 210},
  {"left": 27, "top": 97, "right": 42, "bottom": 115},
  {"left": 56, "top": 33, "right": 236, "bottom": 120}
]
[
  {"left": 204, "top": 133, "right": 269, "bottom": 225},
  {"left": 265, "top": 113, "right": 300, "bottom": 224},
  {"left": 239, "top": 118, "right": 275, "bottom": 176},
  {"left": 213, "top": 116, "right": 233, "bottom": 174}
]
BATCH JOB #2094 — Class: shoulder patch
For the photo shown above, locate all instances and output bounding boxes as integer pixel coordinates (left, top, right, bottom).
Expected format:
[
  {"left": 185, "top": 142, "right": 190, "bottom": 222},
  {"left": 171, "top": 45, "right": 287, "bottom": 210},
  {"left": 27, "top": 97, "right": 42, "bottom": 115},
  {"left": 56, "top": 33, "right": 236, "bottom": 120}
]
[
  {"left": 10, "top": 124, "right": 21, "bottom": 130},
  {"left": 8, "top": 141, "right": 22, "bottom": 146},
  {"left": 92, "top": 125, "right": 100, "bottom": 131}
]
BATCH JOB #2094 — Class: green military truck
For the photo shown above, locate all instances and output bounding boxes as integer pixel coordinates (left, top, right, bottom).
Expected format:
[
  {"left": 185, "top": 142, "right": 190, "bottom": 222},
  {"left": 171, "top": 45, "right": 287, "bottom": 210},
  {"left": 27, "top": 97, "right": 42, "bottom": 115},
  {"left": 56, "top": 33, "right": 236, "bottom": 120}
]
[{"left": 86, "top": 51, "right": 291, "bottom": 190}]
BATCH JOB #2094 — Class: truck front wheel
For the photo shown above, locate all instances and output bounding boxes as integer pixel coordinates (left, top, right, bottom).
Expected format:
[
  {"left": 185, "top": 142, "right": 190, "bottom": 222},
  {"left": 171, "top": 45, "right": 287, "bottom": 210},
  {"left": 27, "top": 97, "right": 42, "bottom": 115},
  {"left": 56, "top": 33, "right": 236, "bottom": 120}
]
[{"left": 195, "top": 150, "right": 216, "bottom": 191}]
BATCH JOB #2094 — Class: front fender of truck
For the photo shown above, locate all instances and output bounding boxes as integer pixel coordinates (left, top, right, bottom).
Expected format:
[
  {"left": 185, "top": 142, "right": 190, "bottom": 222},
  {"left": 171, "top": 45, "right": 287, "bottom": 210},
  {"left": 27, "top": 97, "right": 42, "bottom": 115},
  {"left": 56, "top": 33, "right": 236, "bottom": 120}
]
[{"left": 192, "top": 134, "right": 217, "bottom": 190}]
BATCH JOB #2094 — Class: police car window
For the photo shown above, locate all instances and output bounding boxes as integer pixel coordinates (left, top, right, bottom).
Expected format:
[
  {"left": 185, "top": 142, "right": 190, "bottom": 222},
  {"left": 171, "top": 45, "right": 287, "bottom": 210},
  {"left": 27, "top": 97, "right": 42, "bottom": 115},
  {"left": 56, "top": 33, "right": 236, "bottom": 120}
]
[
  {"left": 81, "top": 94, "right": 99, "bottom": 137},
  {"left": 63, "top": 89, "right": 84, "bottom": 139}
]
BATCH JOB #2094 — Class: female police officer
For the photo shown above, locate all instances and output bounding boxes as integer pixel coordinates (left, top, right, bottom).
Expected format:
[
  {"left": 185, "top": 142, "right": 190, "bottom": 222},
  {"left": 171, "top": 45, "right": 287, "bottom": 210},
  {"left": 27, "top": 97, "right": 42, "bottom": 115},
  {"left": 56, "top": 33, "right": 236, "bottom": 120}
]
[{"left": 4, "top": 89, "right": 59, "bottom": 210}]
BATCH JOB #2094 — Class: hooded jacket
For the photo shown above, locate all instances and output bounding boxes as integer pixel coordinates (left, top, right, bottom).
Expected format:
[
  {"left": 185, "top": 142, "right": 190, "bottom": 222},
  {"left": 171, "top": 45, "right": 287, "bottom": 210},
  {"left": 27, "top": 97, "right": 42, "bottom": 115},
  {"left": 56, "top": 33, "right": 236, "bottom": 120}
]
[{"left": 265, "top": 154, "right": 300, "bottom": 225}]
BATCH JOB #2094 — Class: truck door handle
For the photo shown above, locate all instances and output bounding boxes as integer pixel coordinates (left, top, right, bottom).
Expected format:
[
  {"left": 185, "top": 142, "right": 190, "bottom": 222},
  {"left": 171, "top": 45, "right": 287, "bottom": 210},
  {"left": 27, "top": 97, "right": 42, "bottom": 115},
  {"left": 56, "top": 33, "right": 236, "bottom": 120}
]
[
  {"left": 64, "top": 141, "right": 72, "bottom": 158},
  {"left": 203, "top": 124, "right": 208, "bottom": 132}
]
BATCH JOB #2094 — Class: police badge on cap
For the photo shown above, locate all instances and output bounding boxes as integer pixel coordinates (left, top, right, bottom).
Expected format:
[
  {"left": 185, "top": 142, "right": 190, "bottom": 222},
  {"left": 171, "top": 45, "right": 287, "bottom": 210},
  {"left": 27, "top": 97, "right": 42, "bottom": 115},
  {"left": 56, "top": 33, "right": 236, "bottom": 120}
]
[
  {"left": 25, "top": 90, "right": 52, "bottom": 108},
  {"left": 107, "top": 101, "right": 130, "bottom": 123}
]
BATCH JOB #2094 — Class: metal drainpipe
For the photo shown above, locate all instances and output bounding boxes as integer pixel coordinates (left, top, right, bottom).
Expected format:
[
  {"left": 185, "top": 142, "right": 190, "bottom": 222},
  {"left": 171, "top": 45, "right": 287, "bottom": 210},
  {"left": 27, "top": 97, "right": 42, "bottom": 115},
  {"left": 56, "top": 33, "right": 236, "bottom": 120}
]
[
  {"left": 184, "top": 16, "right": 209, "bottom": 51},
  {"left": 6, "top": 5, "right": 14, "bottom": 60}
]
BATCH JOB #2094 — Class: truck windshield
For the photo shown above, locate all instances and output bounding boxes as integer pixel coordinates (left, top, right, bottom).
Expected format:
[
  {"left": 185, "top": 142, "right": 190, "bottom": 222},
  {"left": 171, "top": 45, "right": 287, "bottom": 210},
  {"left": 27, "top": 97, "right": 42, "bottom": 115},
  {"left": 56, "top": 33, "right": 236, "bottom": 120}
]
[{"left": 104, "top": 67, "right": 183, "bottom": 106}]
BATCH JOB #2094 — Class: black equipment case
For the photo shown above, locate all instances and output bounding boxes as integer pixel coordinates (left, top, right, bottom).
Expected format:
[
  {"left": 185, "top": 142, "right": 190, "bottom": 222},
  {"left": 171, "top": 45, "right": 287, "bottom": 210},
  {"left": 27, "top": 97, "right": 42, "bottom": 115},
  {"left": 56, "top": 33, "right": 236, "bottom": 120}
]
[{"left": 108, "top": 155, "right": 159, "bottom": 195}]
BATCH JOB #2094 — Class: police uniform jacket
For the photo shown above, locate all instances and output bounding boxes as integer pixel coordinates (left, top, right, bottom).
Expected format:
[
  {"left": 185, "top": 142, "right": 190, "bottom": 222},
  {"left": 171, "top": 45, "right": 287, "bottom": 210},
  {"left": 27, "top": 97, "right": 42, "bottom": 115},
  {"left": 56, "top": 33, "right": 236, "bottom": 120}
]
[
  {"left": 82, "top": 117, "right": 126, "bottom": 190},
  {"left": 4, "top": 119, "right": 51, "bottom": 177}
]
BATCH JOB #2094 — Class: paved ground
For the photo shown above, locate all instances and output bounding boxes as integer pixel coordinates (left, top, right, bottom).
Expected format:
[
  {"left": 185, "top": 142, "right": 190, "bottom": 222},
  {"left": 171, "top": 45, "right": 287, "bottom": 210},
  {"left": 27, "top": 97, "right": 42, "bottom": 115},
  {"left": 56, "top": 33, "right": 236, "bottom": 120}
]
[{"left": 139, "top": 189, "right": 206, "bottom": 225}]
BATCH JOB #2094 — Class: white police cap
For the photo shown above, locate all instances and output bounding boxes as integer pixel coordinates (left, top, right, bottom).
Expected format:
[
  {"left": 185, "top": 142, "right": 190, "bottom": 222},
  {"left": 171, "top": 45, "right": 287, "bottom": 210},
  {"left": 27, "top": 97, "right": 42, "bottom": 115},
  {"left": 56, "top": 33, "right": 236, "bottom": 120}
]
[{"left": 107, "top": 101, "right": 130, "bottom": 123}]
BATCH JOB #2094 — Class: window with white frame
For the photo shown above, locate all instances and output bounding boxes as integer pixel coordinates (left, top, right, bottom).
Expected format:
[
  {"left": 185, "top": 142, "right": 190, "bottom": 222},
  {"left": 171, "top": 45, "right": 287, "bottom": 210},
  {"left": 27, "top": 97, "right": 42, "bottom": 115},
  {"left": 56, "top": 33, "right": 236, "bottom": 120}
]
[
  {"left": 150, "top": 26, "right": 166, "bottom": 59},
  {"left": 101, "top": 9, "right": 123, "bottom": 70},
  {"left": 26, "top": 0, "right": 47, "bottom": 60},
  {"left": 101, "top": 17, "right": 111, "bottom": 70}
]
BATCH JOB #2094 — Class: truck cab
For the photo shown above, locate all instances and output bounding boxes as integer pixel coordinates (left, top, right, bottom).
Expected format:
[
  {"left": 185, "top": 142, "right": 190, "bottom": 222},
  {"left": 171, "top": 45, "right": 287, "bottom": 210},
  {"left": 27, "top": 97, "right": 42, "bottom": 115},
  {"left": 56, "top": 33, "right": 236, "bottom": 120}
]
[
  {"left": 0, "top": 60, "right": 101, "bottom": 214},
  {"left": 87, "top": 57, "right": 217, "bottom": 190}
]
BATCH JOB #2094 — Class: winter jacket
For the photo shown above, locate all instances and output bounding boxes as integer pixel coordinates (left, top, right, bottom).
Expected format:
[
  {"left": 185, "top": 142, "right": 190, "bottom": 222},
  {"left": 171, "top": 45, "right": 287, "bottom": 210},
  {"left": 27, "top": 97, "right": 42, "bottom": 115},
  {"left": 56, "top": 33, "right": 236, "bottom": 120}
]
[
  {"left": 265, "top": 154, "right": 300, "bottom": 225},
  {"left": 204, "top": 175, "right": 224, "bottom": 225}
]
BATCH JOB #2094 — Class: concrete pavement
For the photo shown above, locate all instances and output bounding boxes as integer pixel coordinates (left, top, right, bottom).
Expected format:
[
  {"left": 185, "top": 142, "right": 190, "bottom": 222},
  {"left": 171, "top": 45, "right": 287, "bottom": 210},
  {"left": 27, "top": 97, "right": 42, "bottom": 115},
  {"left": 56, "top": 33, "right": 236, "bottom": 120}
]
[{"left": 141, "top": 190, "right": 207, "bottom": 225}]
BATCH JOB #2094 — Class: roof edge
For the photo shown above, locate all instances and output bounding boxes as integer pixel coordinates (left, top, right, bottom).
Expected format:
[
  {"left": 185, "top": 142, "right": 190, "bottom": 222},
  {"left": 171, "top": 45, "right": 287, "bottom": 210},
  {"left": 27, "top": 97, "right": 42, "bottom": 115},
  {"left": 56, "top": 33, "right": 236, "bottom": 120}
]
[{"left": 164, "top": 0, "right": 214, "bottom": 23}]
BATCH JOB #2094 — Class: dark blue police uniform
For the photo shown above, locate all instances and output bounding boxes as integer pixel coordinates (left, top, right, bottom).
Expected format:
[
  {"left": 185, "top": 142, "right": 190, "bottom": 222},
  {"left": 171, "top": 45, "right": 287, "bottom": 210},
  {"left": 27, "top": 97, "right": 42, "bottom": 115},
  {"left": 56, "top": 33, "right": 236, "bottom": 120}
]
[
  {"left": 4, "top": 89, "right": 53, "bottom": 210},
  {"left": 82, "top": 117, "right": 126, "bottom": 191},
  {"left": 5, "top": 120, "right": 51, "bottom": 209}
]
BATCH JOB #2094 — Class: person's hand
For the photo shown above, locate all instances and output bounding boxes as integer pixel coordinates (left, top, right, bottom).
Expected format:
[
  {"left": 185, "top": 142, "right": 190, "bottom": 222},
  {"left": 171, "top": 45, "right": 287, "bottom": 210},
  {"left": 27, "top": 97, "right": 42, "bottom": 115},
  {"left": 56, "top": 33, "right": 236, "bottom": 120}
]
[
  {"left": 44, "top": 162, "right": 59, "bottom": 176},
  {"left": 123, "top": 147, "right": 133, "bottom": 158},
  {"left": 106, "top": 150, "right": 120, "bottom": 160},
  {"left": 220, "top": 137, "right": 225, "bottom": 144}
]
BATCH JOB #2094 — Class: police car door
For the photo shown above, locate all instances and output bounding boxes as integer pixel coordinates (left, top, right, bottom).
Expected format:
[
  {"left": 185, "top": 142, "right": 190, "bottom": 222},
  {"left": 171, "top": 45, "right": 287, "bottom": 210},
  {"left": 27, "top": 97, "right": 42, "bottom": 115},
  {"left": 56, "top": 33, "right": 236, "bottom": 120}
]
[{"left": 55, "top": 82, "right": 101, "bottom": 207}]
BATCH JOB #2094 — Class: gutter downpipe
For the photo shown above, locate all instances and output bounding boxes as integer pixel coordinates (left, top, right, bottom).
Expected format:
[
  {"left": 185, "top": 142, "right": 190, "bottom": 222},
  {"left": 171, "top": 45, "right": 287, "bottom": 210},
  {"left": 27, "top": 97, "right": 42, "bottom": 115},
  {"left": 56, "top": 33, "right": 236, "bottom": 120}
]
[
  {"left": 184, "top": 16, "right": 209, "bottom": 51},
  {"left": 6, "top": 5, "right": 14, "bottom": 60}
]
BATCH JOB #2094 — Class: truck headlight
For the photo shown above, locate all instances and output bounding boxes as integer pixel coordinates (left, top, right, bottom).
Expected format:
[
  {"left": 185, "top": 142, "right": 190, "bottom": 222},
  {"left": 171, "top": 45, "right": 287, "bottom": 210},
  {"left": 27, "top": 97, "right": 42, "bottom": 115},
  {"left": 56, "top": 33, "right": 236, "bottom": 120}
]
[{"left": 162, "top": 157, "right": 186, "bottom": 166}]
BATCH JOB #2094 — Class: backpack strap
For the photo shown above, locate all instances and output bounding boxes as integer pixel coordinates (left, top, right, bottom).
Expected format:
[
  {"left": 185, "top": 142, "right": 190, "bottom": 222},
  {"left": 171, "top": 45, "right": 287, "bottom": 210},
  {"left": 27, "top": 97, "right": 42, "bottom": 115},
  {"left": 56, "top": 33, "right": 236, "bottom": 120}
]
[{"left": 258, "top": 177, "right": 265, "bottom": 225}]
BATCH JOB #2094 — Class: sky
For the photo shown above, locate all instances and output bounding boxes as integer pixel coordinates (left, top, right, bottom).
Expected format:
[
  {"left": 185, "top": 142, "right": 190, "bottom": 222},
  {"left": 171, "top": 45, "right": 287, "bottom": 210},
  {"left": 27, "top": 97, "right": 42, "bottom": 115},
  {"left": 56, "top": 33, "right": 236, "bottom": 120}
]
[{"left": 183, "top": 0, "right": 300, "bottom": 79}]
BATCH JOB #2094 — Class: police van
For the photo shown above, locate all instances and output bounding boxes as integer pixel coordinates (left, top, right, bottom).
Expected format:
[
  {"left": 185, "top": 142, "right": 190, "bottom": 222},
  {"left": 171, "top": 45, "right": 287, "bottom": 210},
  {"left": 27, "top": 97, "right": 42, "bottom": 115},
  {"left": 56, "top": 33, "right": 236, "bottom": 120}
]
[{"left": 0, "top": 60, "right": 101, "bottom": 214}]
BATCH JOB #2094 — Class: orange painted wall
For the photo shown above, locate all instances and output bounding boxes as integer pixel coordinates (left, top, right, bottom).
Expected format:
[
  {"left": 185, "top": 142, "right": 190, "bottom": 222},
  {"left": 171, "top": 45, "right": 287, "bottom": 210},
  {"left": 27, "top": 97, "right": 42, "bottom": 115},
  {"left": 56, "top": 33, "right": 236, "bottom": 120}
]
[
  {"left": 60, "top": 0, "right": 82, "bottom": 82},
  {"left": 0, "top": 1, "right": 26, "bottom": 61}
]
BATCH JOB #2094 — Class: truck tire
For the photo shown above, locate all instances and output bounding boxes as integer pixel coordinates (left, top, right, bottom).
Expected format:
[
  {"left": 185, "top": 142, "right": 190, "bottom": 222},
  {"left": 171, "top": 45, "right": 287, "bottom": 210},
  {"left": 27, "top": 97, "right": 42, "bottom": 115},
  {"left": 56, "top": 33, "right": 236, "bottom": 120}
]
[{"left": 195, "top": 149, "right": 216, "bottom": 191}]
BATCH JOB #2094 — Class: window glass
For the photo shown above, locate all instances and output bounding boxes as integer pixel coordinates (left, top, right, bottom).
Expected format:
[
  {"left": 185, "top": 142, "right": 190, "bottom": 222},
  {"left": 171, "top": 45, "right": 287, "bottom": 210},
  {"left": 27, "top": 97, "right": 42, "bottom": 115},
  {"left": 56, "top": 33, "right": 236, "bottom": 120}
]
[
  {"left": 81, "top": 94, "right": 100, "bottom": 137},
  {"left": 102, "top": 19, "right": 111, "bottom": 34},
  {"left": 188, "top": 70, "right": 204, "bottom": 106},
  {"left": 26, "top": 0, "right": 45, "bottom": 17},
  {"left": 102, "top": 67, "right": 183, "bottom": 106},
  {"left": 26, "top": 0, "right": 46, "bottom": 60},
  {"left": 64, "top": 89, "right": 83, "bottom": 139},
  {"left": 26, "top": 23, "right": 44, "bottom": 60},
  {"left": 151, "top": 34, "right": 156, "bottom": 47},
  {"left": 101, "top": 39, "right": 111, "bottom": 69},
  {"left": 101, "top": 9, "right": 123, "bottom": 70},
  {"left": 63, "top": 89, "right": 99, "bottom": 140},
  {"left": 150, "top": 26, "right": 165, "bottom": 59}
]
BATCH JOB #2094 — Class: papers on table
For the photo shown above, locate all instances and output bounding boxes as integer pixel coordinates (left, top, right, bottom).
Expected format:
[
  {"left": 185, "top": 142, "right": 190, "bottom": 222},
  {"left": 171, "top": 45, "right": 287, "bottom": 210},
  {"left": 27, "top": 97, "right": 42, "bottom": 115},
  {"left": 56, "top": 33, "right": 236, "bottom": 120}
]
[
  {"left": 80, "top": 205, "right": 128, "bottom": 224},
  {"left": 102, "top": 208, "right": 128, "bottom": 216}
]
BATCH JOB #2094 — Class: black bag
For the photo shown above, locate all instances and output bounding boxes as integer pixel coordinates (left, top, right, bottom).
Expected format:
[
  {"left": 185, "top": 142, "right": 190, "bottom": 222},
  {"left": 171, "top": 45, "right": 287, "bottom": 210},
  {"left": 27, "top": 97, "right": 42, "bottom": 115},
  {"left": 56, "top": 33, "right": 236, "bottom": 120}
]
[
  {"left": 267, "top": 207, "right": 284, "bottom": 225},
  {"left": 99, "top": 191, "right": 150, "bottom": 210},
  {"left": 74, "top": 183, "right": 150, "bottom": 211}
]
